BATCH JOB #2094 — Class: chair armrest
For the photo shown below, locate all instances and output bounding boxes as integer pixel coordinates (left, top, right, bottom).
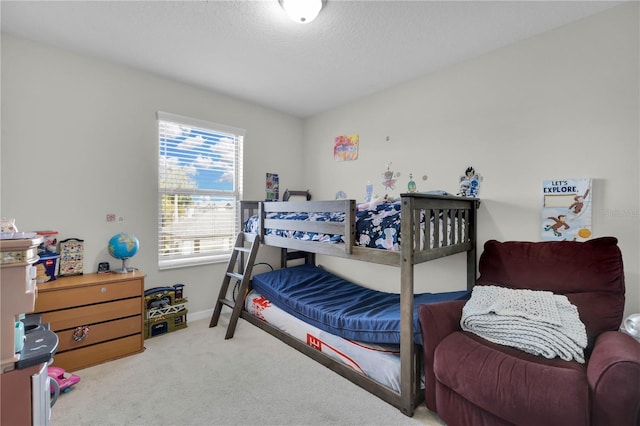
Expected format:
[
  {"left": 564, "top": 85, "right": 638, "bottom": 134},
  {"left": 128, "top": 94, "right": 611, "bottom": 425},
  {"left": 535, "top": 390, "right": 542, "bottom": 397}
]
[
  {"left": 587, "top": 331, "right": 640, "bottom": 426},
  {"left": 418, "top": 300, "right": 467, "bottom": 411}
]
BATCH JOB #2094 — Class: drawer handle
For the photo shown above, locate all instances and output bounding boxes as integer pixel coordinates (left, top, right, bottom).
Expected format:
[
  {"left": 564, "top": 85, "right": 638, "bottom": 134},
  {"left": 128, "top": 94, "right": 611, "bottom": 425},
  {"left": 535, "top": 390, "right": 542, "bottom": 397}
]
[{"left": 72, "top": 326, "right": 90, "bottom": 342}]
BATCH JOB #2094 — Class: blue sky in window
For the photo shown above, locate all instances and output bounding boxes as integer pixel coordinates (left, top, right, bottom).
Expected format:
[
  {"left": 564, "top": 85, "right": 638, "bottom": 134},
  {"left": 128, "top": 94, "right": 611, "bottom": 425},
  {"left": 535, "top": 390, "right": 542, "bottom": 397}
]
[{"left": 160, "top": 122, "right": 235, "bottom": 192}]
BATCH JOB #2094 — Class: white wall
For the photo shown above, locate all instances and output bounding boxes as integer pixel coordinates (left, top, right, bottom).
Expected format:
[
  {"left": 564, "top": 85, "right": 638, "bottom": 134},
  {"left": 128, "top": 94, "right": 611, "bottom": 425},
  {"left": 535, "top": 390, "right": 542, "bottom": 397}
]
[
  {"left": 302, "top": 3, "right": 640, "bottom": 317},
  {"left": 1, "top": 34, "right": 302, "bottom": 315},
  {"left": 2, "top": 2, "right": 638, "bottom": 320}
]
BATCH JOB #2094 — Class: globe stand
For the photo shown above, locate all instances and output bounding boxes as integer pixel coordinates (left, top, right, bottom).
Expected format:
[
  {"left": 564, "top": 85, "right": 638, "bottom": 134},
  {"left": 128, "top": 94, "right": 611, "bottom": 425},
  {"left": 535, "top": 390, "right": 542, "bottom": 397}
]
[{"left": 113, "top": 257, "right": 133, "bottom": 274}]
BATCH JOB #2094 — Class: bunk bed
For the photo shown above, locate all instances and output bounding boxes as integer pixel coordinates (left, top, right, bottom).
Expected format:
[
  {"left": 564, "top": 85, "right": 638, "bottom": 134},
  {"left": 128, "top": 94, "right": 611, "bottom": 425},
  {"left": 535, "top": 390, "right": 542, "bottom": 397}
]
[{"left": 233, "top": 192, "right": 480, "bottom": 416}]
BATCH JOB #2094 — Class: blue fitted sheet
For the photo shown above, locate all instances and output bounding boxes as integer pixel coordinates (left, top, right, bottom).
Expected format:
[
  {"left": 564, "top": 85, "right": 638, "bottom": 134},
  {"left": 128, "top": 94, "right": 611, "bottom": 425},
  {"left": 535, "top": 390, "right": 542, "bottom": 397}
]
[{"left": 251, "top": 264, "right": 470, "bottom": 345}]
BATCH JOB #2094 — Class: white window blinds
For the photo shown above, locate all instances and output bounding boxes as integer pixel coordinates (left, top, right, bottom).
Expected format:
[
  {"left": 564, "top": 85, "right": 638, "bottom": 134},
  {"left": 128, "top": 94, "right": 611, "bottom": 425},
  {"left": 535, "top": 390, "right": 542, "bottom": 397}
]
[{"left": 157, "top": 111, "right": 244, "bottom": 269}]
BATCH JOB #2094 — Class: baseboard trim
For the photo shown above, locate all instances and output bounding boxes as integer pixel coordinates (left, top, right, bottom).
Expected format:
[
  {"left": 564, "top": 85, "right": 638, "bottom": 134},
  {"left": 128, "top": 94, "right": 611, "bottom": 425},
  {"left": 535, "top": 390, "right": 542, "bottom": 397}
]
[{"left": 188, "top": 308, "right": 213, "bottom": 323}]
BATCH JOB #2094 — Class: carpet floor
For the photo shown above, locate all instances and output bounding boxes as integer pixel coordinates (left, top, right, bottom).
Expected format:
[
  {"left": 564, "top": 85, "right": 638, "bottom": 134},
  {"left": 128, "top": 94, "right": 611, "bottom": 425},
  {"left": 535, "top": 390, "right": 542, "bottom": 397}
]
[{"left": 51, "top": 315, "right": 445, "bottom": 425}]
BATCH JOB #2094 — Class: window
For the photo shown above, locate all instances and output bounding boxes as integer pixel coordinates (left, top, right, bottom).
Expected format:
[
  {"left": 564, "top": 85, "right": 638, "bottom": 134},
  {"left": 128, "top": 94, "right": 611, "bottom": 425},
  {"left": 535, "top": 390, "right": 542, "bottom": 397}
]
[{"left": 157, "top": 111, "right": 244, "bottom": 269}]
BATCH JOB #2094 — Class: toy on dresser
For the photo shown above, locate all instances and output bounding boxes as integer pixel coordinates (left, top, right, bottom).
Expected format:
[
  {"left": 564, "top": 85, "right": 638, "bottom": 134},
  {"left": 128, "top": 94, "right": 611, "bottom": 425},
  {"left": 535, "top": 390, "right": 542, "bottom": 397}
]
[{"left": 143, "top": 284, "right": 188, "bottom": 339}]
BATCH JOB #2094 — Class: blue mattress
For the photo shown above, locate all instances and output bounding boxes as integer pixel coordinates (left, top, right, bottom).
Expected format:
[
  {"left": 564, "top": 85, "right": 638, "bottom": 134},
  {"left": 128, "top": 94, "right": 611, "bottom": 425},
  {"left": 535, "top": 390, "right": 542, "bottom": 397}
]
[{"left": 251, "top": 264, "right": 470, "bottom": 345}]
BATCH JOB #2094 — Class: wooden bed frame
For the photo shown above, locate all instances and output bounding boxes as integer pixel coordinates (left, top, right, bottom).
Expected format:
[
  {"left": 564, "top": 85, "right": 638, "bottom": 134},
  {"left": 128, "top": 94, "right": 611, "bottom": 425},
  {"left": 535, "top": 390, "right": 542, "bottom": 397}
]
[{"left": 236, "top": 192, "right": 479, "bottom": 416}]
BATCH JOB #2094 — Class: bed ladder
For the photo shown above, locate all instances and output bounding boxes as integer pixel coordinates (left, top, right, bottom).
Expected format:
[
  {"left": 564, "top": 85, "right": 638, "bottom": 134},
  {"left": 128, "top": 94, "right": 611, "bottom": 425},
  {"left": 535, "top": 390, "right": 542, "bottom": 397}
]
[{"left": 209, "top": 233, "right": 260, "bottom": 339}]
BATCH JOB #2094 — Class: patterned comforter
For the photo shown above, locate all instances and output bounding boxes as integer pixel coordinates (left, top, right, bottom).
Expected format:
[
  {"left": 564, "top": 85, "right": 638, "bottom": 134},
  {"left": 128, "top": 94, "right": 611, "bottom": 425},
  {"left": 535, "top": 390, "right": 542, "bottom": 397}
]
[{"left": 244, "top": 201, "right": 418, "bottom": 251}]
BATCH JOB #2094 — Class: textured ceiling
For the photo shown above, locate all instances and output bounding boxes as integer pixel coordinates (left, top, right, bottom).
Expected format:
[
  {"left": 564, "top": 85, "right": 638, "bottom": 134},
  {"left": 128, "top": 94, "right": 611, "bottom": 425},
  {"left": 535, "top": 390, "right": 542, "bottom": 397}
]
[{"left": 1, "top": 1, "right": 623, "bottom": 117}]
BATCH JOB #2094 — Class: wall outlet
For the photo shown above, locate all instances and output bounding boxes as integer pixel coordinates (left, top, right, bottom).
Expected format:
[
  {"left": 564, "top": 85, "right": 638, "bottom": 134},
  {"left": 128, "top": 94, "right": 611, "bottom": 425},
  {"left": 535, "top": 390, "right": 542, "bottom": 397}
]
[{"left": 106, "top": 214, "right": 116, "bottom": 222}]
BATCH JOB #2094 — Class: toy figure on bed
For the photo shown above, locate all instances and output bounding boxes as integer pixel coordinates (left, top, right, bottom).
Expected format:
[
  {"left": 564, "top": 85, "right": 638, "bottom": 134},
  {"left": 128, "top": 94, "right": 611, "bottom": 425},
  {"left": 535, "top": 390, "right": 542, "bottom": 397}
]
[{"left": 458, "top": 166, "right": 482, "bottom": 197}]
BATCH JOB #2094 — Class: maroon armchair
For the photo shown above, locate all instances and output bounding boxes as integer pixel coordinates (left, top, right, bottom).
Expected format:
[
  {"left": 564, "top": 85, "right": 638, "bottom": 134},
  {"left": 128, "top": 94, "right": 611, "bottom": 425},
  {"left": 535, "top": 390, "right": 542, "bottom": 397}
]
[{"left": 418, "top": 237, "right": 640, "bottom": 426}]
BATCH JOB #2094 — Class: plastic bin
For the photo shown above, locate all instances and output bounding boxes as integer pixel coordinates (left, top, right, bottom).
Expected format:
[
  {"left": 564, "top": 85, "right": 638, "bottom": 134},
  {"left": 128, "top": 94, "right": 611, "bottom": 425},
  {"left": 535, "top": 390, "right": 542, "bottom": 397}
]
[{"left": 35, "top": 253, "right": 60, "bottom": 283}]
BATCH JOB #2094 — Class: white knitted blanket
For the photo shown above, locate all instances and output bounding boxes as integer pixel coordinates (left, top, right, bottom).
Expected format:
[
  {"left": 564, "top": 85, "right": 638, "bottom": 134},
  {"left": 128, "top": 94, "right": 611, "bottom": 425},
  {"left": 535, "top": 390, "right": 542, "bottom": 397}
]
[{"left": 461, "top": 285, "right": 588, "bottom": 363}]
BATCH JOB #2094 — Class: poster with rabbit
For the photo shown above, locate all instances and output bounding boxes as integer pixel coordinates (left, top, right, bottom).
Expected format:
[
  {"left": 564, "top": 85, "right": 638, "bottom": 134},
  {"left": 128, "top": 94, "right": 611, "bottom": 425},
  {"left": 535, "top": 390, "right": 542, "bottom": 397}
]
[{"left": 542, "top": 178, "right": 592, "bottom": 241}]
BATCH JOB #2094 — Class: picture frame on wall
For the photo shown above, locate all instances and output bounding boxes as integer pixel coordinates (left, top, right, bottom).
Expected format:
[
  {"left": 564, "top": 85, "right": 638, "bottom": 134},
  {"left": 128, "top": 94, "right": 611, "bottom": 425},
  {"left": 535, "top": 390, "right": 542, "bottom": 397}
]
[{"left": 541, "top": 178, "right": 592, "bottom": 242}]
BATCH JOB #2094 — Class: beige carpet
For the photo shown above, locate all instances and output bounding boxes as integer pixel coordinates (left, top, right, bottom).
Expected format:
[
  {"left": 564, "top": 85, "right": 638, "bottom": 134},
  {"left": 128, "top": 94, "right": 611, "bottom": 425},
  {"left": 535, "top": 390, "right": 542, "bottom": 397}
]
[{"left": 51, "top": 315, "right": 445, "bottom": 426}]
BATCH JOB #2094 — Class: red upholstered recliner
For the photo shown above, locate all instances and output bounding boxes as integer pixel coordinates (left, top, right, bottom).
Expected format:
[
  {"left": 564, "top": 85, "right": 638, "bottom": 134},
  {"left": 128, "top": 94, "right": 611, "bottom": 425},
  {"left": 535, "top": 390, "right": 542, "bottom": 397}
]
[{"left": 418, "top": 237, "right": 640, "bottom": 426}]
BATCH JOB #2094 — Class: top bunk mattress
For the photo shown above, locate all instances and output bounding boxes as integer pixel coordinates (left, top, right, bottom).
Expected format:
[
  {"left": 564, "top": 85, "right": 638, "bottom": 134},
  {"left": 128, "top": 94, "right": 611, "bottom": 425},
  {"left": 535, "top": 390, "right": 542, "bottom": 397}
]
[{"left": 250, "top": 264, "right": 469, "bottom": 345}]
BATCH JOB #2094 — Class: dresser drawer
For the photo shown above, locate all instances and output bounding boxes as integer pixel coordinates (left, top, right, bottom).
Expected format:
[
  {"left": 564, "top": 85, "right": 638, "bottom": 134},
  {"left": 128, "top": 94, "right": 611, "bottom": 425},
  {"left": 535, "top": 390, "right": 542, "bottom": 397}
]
[
  {"left": 52, "top": 334, "right": 143, "bottom": 372},
  {"left": 55, "top": 315, "right": 142, "bottom": 352},
  {"left": 32, "top": 271, "right": 145, "bottom": 372},
  {"left": 41, "top": 298, "right": 142, "bottom": 332},
  {"left": 36, "top": 279, "right": 142, "bottom": 312}
]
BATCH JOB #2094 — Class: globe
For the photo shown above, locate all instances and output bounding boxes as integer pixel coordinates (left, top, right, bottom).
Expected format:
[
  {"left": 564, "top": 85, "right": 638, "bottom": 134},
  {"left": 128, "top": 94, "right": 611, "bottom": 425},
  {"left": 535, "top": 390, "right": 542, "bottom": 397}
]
[{"left": 108, "top": 233, "right": 139, "bottom": 273}]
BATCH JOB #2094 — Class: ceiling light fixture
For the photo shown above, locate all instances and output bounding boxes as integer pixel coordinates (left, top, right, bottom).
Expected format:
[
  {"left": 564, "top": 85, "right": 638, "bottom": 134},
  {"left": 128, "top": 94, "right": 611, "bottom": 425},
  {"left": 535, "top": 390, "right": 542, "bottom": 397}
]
[{"left": 279, "top": 0, "right": 324, "bottom": 24}]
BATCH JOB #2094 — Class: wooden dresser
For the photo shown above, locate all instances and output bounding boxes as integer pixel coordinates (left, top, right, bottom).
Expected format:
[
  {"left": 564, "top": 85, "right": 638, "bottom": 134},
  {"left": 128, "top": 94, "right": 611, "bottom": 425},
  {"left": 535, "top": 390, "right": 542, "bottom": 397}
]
[{"left": 34, "top": 271, "right": 145, "bottom": 372}]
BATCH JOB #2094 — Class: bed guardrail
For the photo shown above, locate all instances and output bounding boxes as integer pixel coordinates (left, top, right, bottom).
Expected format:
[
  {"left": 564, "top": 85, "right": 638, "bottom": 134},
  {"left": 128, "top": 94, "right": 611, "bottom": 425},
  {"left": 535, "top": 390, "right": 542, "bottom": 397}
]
[{"left": 239, "top": 195, "right": 478, "bottom": 268}]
